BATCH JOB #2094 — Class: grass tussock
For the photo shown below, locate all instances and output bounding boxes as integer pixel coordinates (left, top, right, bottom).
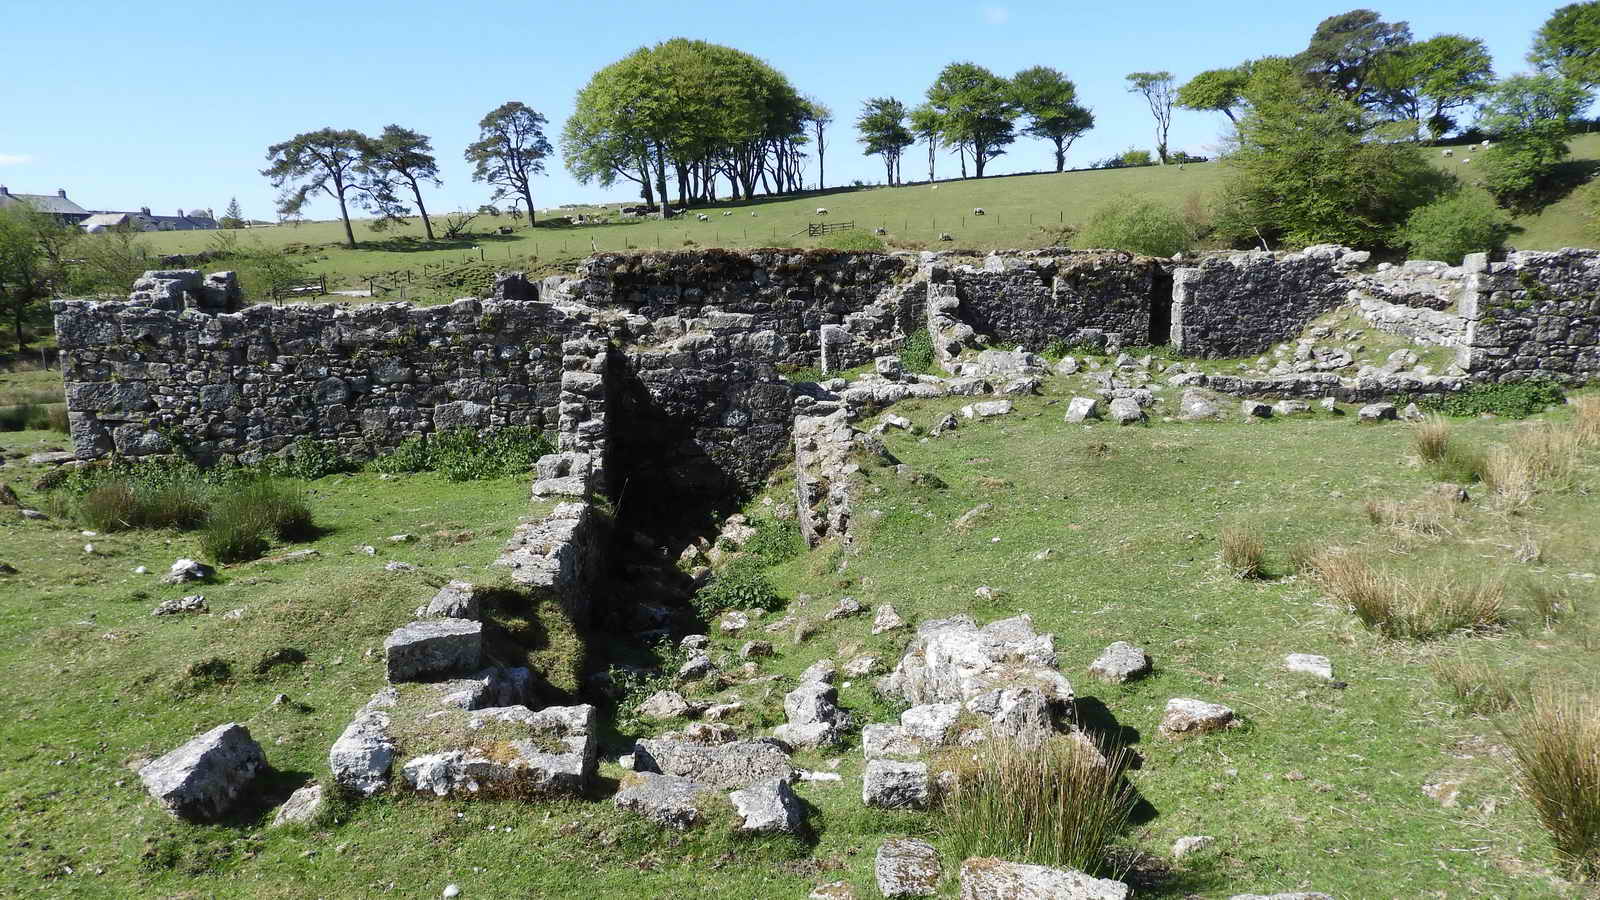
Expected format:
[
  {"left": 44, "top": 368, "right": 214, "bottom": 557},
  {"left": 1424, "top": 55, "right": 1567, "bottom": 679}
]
[
  {"left": 1413, "top": 415, "right": 1452, "bottom": 464},
  {"left": 1363, "top": 493, "right": 1461, "bottom": 539},
  {"left": 1310, "top": 550, "right": 1506, "bottom": 640},
  {"left": 1506, "top": 687, "right": 1600, "bottom": 879},
  {"left": 1573, "top": 395, "right": 1600, "bottom": 447},
  {"left": 74, "top": 479, "right": 211, "bottom": 532},
  {"left": 1219, "top": 526, "right": 1266, "bottom": 579},
  {"left": 1482, "top": 422, "right": 1583, "bottom": 506},
  {"left": 199, "top": 480, "right": 315, "bottom": 564},
  {"left": 1430, "top": 654, "right": 1526, "bottom": 715},
  {"left": 939, "top": 735, "right": 1134, "bottom": 877}
]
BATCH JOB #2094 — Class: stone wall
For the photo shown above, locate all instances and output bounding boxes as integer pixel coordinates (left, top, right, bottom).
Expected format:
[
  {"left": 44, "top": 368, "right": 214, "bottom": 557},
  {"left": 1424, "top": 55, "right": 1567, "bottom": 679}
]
[
  {"left": 942, "top": 250, "right": 1157, "bottom": 350},
  {"left": 1171, "top": 245, "right": 1369, "bottom": 357},
  {"left": 53, "top": 294, "right": 593, "bottom": 464},
  {"left": 1459, "top": 249, "right": 1600, "bottom": 383}
]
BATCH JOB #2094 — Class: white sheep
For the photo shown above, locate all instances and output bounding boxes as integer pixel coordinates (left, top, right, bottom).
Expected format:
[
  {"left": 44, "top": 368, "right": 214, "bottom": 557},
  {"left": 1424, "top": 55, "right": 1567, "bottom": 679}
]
[
  {"left": 1462, "top": 157, "right": 1472, "bottom": 164},
  {"left": 972, "top": 207, "right": 985, "bottom": 216},
  {"left": 722, "top": 211, "right": 733, "bottom": 216},
  {"left": 696, "top": 213, "right": 710, "bottom": 222},
  {"left": 931, "top": 185, "right": 938, "bottom": 190},
  {"left": 815, "top": 207, "right": 829, "bottom": 215},
  {"left": 1442, "top": 148, "right": 1453, "bottom": 157},
  {"left": 1482, "top": 140, "right": 1491, "bottom": 149},
  {"left": 750, "top": 211, "right": 758, "bottom": 217}
]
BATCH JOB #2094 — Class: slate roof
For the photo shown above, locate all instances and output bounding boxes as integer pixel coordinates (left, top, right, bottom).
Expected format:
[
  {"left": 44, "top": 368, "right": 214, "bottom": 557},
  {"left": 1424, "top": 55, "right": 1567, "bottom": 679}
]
[{"left": 0, "top": 191, "right": 90, "bottom": 216}]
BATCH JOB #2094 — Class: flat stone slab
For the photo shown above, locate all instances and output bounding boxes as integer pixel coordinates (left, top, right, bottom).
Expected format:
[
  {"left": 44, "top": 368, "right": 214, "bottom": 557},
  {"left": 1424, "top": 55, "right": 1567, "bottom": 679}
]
[
  {"left": 330, "top": 691, "right": 398, "bottom": 796},
  {"left": 1285, "top": 653, "right": 1334, "bottom": 680},
  {"left": 729, "top": 776, "right": 806, "bottom": 834},
  {"left": 1088, "top": 642, "right": 1151, "bottom": 684},
  {"left": 139, "top": 722, "right": 266, "bottom": 822},
  {"left": 1159, "top": 698, "right": 1237, "bottom": 739},
  {"left": 614, "top": 772, "right": 710, "bottom": 830},
  {"left": 270, "top": 783, "right": 324, "bottom": 827},
  {"left": 876, "top": 838, "right": 942, "bottom": 898},
  {"left": 958, "top": 857, "right": 1129, "bottom": 900},
  {"left": 397, "top": 704, "right": 597, "bottom": 797},
  {"left": 633, "top": 737, "right": 795, "bottom": 790},
  {"left": 416, "top": 580, "right": 480, "bottom": 620},
  {"left": 384, "top": 618, "right": 482, "bottom": 683}
]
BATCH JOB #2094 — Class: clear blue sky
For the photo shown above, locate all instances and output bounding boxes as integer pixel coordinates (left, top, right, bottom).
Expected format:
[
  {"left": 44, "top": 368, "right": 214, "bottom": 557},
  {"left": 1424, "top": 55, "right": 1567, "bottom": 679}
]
[{"left": 3, "top": 1, "right": 1558, "bottom": 220}]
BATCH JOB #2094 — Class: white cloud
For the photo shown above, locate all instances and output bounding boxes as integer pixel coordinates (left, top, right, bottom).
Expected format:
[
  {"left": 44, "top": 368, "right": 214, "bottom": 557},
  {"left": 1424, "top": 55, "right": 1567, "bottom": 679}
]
[
  {"left": 981, "top": 5, "right": 1010, "bottom": 24},
  {"left": 0, "top": 153, "right": 33, "bottom": 166}
]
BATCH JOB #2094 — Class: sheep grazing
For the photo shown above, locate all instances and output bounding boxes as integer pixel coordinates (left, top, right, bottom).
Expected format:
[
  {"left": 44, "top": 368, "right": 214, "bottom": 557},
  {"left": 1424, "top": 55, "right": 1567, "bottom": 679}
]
[
  {"left": 722, "top": 211, "right": 733, "bottom": 216},
  {"left": 696, "top": 213, "right": 710, "bottom": 222},
  {"left": 874, "top": 227, "right": 887, "bottom": 235},
  {"left": 1462, "top": 157, "right": 1472, "bottom": 164},
  {"left": 1482, "top": 140, "right": 1492, "bottom": 149},
  {"left": 972, "top": 207, "right": 985, "bottom": 216},
  {"left": 931, "top": 185, "right": 938, "bottom": 190},
  {"left": 815, "top": 208, "right": 829, "bottom": 215},
  {"left": 1441, "top": 148, "right": 1453, "bottom": 157},
  {"left": 750, "top": 211, "right": 758, "bottom": 217},
  {"left": 938, "top": 232, "right": 954, "bottom": 242}
]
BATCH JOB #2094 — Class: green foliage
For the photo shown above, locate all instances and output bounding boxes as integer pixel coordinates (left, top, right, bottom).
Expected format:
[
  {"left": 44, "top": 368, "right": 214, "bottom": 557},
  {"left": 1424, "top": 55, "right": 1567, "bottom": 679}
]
[
  {"left": 1217, "top": 63, "right": 1449, "bottom": 249},
  {"left": 1505, "top": 688, "right": 1600, "bottom": 878},
  {"left": 940, "top": 735, "right": 1135, "bottom": 875},
  {"left": 0, "top": 402, "right": 67, "bottom": 433},
  {"left": 692, "top": 562, "right": 783, "bottom": 618},
  {"left": 76, "top": 480, "right": 211, "bottom": 532},
  {"left": 1399, "top": 190, "right": 1513, "bottom": 263},
  {"left": 220, "top": 197, "right": 244, "bottom": 230},
  {"left": 1124, "top": 71, "right": 1176, "bottom": 163},
  {"left": 740, "top": 519, "right": 804, "bottom": 568},
  {"left": 1293, "top": 8, "right": 1412, "bottom": 105},
  {"left": 1531, "top": 1, "right": 1600, "bottom": 88},
  {"left": 200, "top": 479, "right": 315, "bottom": 563},
  {"left": 1077, "top": 198, "right": 1192, "bottom": 257},
  {"left": 262, "top": 128, "right": 368, "bottom": 248},
  {"left": 267, "top": 438, "right": 358, "bottom": 480},
  {"left": 900, "top": 328, "right": 935, "bottom": 374},
  {"left": 1417, "top": 379, "right": 1566, "bottom": 419},
  {"left": 1476, "top": 74, "right": 1592, "bottom": 211},
  {"left": 1379, "top": 34, "right": 1495, "bottom": 140},
  {"left": 1177, "top": 66, "right": 1250, "bottom": 124},
  {"left": 1011, "top": 65, "right": 1094, "bottom": 172},
  {"left": 465, "top": 101, "right": 553, "bottom": 227},
  {"left": 0, "top": 203, "right": 72, "bottom": 350},
  {"left": 816, "top": 230, "right": 885, "bottom": 251},
  {"left": 927, "top": 62, "right": 1020, "bottom": 178},
  {"left": 371, "top": 426, "right": 554, "bottom": 481},
  {"left": 856, "top": 97, "right": 916, "bottom": 184}
]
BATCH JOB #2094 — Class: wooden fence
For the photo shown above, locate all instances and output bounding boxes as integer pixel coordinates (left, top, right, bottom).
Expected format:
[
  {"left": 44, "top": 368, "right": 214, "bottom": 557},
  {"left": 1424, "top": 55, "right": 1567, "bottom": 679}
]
[{"left": 806, "top": 221, "right": 855, "bottom": 237}]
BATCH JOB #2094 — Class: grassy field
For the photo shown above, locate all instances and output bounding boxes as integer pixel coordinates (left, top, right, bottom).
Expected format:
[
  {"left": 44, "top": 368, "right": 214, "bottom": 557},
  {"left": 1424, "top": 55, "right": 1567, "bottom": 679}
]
[
  {"left": 4, "top": 354, "right": 1599, "bottom": 897},
  {"left": 116, "top": 135, "right": 1600, "bottom": 306}
]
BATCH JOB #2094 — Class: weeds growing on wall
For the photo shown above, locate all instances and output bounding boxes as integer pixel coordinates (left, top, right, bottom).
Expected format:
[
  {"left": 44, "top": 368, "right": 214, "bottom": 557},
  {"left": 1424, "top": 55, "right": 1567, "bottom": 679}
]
[
  {"left": 900, "top": 328, "right": 935, "bottom": 374},
  {"left": 372, "top": 426, "right": 554, "bottom": 481}
]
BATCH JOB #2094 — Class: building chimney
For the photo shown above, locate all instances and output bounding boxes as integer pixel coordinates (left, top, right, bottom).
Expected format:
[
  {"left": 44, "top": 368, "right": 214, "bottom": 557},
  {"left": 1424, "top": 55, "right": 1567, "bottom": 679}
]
[
  {"left": 140, "top": 206, "right": 151, "bottom": 216},
  {"left": 0, "top": 186, "right": 9, "bottom": 196},
  {"left": 57, "top": 189, "right": 67, "bottom": 198},
  {"left": 176, "top": 208, "right": 184, "bottom": 217}
]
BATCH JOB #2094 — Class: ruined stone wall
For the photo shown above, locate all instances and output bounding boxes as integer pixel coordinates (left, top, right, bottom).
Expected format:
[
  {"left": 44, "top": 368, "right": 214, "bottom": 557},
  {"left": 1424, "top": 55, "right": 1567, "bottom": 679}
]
[
  {"left": 1459, "top": 249, "right": 1600, "bottom": 383},
  {"left": 53, "top": 296, "right": 591, "bottom": 464},
  {"left": 942, "top": 250, "right": 1157, "bottom": 350},
  {"left": 1171, "top": 245, "right": 1368, "bottom": 357}
]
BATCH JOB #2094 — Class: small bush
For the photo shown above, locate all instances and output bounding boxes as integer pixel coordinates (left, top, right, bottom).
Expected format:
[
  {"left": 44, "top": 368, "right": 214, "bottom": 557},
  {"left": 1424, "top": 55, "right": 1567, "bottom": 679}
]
[
  {"left": 1419, "top": 379, "right": 1565, "bottom": 419},
  {"left": 741, "top": 519, "right": 804, "bottom": 568},
  {"left": 199, "top": 479, "right": 315, "bottom": 563},
  {"left": 199, "top": 507, "right": 269, "bottom": 564},
  {"left": 1505, "top": 688, "right": 1600, "bottom": 878},
  {"left": 1076, "top": 198, "right": 1192, "bottom": 257},
  {"left": 268, "top": 438, "right": 358, "bottom": 480},
  {"left": 692, "top": 564, "right": 783, "bottom": 617},
  {"left": 939, "top": 735, "right": 1134, "bottom": 876},
  {"left": 0, "top": 402, "right": 68, "bottom": 433},
  {"left": 1482, "top": 422, "right": 1581, "bottom": 505},
  {"left": 1363, "top": 493, "right": 1460, "bottom": 539},
  {"left": 78, "top": 481, "right": 139, "bottom": 532},
  {"left": 1430, "top": 654, "right": 1525, "bottom": 715},
  {"left": 817, "top": 229, "right": 886, "bottom": 251},
  {"left": 73, "top": 479, "right": 211, "bottom": 532},
  {"left": 1219, "top": 526, "right": 1265, "bottom": 579},
  {"left": 900, "top": 328, "right": 935, "bottom": 374},
  {"left": 1398, "top": 191, "right": 1513, "bottom": 264}
]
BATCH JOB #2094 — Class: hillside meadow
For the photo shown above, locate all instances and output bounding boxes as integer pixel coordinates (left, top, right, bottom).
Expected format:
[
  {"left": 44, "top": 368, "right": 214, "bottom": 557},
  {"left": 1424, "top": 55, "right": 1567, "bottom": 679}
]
[{"left": 123, "top": 134, "right": 1600, "bottom": 305}]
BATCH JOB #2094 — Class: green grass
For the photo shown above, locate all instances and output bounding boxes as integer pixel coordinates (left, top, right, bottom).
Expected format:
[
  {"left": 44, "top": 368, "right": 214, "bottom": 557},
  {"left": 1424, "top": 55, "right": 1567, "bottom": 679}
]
[
  {"left": 4, "top": 371, "right": 1600, "bottom": 897},
  {"left": 114, "top": 134, "right": 1600, "bottom": 307}
]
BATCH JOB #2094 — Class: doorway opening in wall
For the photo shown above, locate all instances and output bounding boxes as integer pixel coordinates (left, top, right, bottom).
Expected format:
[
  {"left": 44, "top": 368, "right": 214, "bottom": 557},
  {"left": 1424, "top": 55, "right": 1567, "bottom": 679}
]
[{"left": 1149, "top": 267, "right": 1174, "bottom": 345}]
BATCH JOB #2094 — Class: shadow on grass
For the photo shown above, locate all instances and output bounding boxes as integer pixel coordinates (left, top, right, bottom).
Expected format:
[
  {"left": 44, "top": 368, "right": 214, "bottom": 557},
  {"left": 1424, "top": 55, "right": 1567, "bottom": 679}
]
[{"left": 356, "top": 233, "right": 521, "bottom": 254}]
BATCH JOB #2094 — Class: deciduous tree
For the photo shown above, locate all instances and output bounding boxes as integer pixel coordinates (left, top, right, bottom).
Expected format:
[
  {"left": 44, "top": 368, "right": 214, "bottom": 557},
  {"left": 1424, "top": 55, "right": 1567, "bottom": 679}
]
[
  {"left": 927, "top": 62, "right": 1018, "bottom": 178},
  {"left": 808, "top": 99, "right": 833, "bottom": 190},
  {"left": 1177, "top": 66, "right": 1250, "bottom": 125},
  {"left": 909, "top": 103, "right": 943, "bottom": 182},
  {"left": 1125, "top": 71, "right": 1177, "bottom": 164},
  {"left": 465, "top": 102, "right": 552, "bottom": 228},
  {"left": 856, "top": 97, "right": 914, "bottom": 185},
  {"left": 262, "top": 128, "right": 365, "bottom": 249},
  {"left": 1294, "top": 9, "right": 1413, "bottom": 106},
  {"left": 0, "top": 205, "right": 70, "bottom": 351},
  {"left": 1012, "top": 66, "right": 1094, "bottom": 172},
  {"left": 1530, "top": 2, "right": 1600, "bottom": 88},
  {"left": 1477, "top": 74, "right": 1593, "bottom": 210},
  {"left": 1375, "top": 35, "right": 1494, "bottom": 140}
]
